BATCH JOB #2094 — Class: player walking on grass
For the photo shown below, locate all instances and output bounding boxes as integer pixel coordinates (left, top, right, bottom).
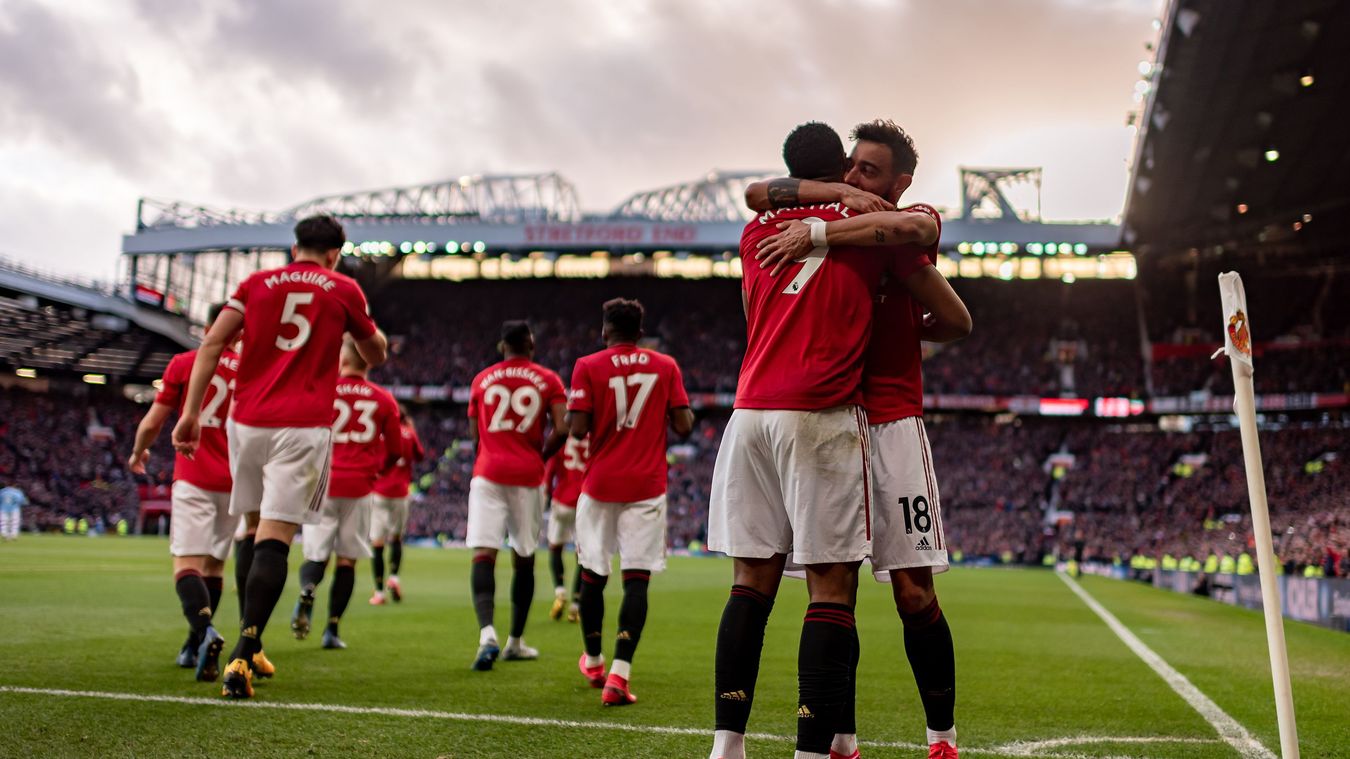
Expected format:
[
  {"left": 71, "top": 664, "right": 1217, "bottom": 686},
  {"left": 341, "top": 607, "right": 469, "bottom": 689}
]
[
  {"left": 708, "top": 121, "right": 938, "bottom": 759},
  {"left": 291, "top": 339, "right": 401, "bottom": 649},
  {"left": 173, "top": 214, "right": 387, "bottom": 699},
  {"left": 545, "top": 435, "right": 588, "bottom": 623},
  {"left": 568, "top": 298, "right": 693, "bottom": 706},
  {"left": 465, "top": 321, "right": 569, "bottom": 670},
  {"left": 128, "top": 303, "right": 240, "bottom": 683},
  {"left": 369, "top": 405, "right": 424, "bottom": 605},
  {"left": 0, "top": 483, "right": 26, "bottom": 541},
  {"left": 749, "top": 119, "right": 970, "bottom": 759}
]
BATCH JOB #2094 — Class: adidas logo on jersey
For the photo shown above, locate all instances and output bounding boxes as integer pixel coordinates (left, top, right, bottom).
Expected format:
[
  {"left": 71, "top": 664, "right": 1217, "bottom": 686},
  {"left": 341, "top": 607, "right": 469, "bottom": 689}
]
[
  {"left": 915, "top": 537, "right": 932, "bottom": 551},
  {"left": 719, "top": 690, "right": 748, "bottom": 702}
]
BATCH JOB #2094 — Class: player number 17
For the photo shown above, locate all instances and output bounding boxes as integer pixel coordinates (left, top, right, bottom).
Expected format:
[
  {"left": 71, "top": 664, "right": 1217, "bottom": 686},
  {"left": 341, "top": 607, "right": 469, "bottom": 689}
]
[{"left": 608, "top": 373, "right": 658, "bottom": 430}]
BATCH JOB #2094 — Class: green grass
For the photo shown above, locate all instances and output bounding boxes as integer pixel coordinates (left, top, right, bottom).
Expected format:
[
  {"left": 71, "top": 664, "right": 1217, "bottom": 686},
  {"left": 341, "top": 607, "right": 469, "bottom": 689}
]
[{"left": 0, "top": 535, "right": 1346, "bottom": 758}]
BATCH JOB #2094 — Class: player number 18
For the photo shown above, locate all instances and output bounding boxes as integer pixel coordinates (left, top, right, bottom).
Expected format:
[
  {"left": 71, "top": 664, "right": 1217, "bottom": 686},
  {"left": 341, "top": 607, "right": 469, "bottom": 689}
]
[{"left": 897, "top": 495, "right": 932, "bottom": 534}]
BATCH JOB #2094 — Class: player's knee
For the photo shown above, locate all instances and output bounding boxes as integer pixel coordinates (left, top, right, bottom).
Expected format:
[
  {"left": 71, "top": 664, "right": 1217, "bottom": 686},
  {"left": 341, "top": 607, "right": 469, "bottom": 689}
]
[
  {"left": 472, "top": 548, "right": 497, "bottom": 564},
  {"left": 891, "top": 568, "right": 937, "bottom": 615},
  {"left": 337, "top": 557, "right": 357, "bottom": 569}
]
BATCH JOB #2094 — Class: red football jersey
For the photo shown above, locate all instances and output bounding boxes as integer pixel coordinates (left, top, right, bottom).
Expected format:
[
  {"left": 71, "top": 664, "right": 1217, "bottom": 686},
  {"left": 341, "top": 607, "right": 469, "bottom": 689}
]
[
  {"left": 863, "top": 204, "right": 943, "bottom": 424},
  {"left": 469, "top": 357, "right": 567, "bottom": 488},
  {"left": 156, "top": 348, "right": 238, "bottom": 493},
  {"left": 546, "top": 436, "right": 589, "bottom": 508},
  {"left": 328, "top": 375, "right": 402, "bottom": 499},
  {"left": 374, "top": 421, "right": 426, "bottom": 499},
  {"left": 226, "top": 260, "right": 377, "bottom": 428},
  {"left": 736, "top": 204, "right": 889, "bottom": 410},
  {"left": 568, "top": 344, "right": 690, "bottom": 503}
]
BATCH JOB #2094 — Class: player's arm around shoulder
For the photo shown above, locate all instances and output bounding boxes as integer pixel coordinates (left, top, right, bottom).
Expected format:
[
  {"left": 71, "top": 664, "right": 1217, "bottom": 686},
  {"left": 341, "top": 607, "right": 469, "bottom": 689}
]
[
  {"left": 904, "top": 265, "right": 972, "bottom": 343},
  {"left": 745, "top": 177, "right": 891, "bottom": 214}
]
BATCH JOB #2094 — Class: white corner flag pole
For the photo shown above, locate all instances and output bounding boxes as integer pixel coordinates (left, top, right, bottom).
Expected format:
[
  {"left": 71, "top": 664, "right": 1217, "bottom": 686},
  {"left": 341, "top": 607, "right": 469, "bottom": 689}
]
[{"left": 1215, "top": 272, "right": 1299, "bottom": 758}]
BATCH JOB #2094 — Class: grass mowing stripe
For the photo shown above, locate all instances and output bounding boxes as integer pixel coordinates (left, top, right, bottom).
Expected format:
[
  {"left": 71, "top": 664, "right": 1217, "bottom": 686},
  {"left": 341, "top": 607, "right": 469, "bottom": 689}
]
[{"left": 1056, "top": 572, "right": 1276, "bottom": 759}]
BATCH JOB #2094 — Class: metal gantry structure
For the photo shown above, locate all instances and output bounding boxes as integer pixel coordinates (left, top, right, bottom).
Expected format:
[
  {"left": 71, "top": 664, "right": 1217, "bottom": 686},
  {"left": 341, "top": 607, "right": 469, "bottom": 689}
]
[
  {"left": 609, "top": 170, "right": 775, "bottom": 223},
  {"left": 960, "top": 167, "right": 1043, "bottom": 222},
  {"left": 136, "top": 173, "right": 583, "bottom": 230}
]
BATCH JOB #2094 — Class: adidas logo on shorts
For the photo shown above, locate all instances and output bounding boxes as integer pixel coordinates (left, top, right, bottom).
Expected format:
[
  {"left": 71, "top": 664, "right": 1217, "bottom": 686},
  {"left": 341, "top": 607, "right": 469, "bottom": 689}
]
[{"left": 915, "top": 537, "right": 932, "bottom": 551}]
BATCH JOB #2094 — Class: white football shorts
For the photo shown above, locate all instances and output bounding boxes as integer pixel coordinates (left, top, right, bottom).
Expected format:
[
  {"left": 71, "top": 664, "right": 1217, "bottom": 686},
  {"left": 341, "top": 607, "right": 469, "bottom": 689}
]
[
  {"left": 869, "top": 416, "right": 948, "bottom": 580},
  {"left": 575, "top": 493, "right": 667, "bottom": 576},
  {"left": 547, "top": 500, "right": 577, "bottom": 546},
  {"left": 169, "top": 480, "right": 238, "bottom": 562},
  {"left": 369, "top": 495, "right": 410, "bottom": 543},
  {"left": 466, "top": 477, "right": 544, "bottom": 558},
  {"left": 302, "top": 495, "right": 373, "bottom": 562},
  {"left": 708, "top": 406, "right": 872, "bottom": 565},
  {"left": 227, "top": 420, "right": 332, "bottom": 526}
]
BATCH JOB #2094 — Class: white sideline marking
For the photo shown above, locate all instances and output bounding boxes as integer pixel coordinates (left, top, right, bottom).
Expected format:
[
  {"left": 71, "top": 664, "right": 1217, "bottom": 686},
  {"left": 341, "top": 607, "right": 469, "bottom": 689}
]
[
  {"left": 0, "top": 684, "right": 1224, "bottom": 758},
  {"left": 1057, "top": 572, "right": 1277, "bottom": 759}
]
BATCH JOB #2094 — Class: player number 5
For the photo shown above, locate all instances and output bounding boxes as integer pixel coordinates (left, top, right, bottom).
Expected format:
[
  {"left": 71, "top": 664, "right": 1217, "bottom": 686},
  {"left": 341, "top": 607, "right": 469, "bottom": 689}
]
[{"left": 276, "top": 292, "right": 314, "bottom": 351}]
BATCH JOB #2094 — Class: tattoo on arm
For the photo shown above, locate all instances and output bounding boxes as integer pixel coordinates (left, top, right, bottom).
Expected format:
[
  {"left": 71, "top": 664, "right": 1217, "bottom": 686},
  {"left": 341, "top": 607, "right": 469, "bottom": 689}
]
[
  {"left": 875, "top": 229, "right": 885, "bottom": 243},
  {"left": 766, "top": 179, "right": 801, "bottom": 209}
]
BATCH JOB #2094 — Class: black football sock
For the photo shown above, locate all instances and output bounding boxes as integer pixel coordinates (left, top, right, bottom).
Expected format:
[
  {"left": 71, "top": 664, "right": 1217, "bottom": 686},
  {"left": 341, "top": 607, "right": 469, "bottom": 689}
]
[
  {"left": 572, "top": 560, "right": 583, "bottom": 601},
  {"left": 797, "top": 603, "right": 856, "bottom": 755},
  {"left": 470, "top": 554, "right": 496, "bottom": 631},
  {"left": 229, "top": 539, "right": 289, "bottom": 662},
  {"left": 549, "top": 546, "right": 566, "bottom": 590},
  {"left": 327, "top": 564, "right": 355, "bottom": 634},
  {"left": 902, "top": 598, "right": 956, "bottom": 732},
  {"left": 714, "top": 584, "right": 775, "bottom": 734},
  {"left": 234, "top": 535, "right": 255, "bottom": 623},
  {"left": 578, "top": 568, "right": 608, "bottom": 657},
  {"left": 175, "top": 569, "right": 213, "bottom": 639},
  {"left": 839, "top": 624, "right": 860, "bottom": 736},
  {"left": 204, "top": 576, "right": 224, "bottom": 619},
  {"left": 614, "top": 569, "right": 650, "bottom": 664},
  {"left": 509, "top": 554, "right": 535, "bottom": 638},
  {"left": 372, "top": 545, "right": 386, "bottom": 591},
  {"left": 299, "top": 560, "right": 326, "bottom": 599},
  {"left": 390, "top": 538, "right": 403, "bottom": 575}
]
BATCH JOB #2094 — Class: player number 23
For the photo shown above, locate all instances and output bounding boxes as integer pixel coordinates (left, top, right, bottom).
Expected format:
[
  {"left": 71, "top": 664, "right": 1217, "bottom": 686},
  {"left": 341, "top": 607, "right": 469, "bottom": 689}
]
[
  {"left": 781, "top": 217, "right": 830, "bottom": 296},
  {"left": 608, "top": 373, "right": 658, "bottom": 430},
  {"left": 333, "top": 399, "right": 380, "bottom": 444}
]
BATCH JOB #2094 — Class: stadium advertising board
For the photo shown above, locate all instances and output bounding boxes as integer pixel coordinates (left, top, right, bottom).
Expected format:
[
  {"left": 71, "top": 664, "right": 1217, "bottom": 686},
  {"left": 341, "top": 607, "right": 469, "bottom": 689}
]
[{"left": 1152, "top": 571, "right": 1350, "bottom": 632}]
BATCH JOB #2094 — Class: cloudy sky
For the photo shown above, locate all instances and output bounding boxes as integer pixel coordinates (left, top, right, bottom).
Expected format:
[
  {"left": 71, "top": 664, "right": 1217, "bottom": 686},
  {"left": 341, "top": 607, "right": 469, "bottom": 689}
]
[{"left": 0, "top": 0, "right": 1163, "bottom": 279}]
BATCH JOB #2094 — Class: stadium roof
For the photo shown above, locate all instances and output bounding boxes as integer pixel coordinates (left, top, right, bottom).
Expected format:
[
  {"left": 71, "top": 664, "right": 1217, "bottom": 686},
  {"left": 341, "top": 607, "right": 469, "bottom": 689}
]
[
  {"left": 0, "top": 258, "right": 192, "bottom": 381},
  {"left": 1123, "top": 0, "right": 1350, "bottom": 261}
]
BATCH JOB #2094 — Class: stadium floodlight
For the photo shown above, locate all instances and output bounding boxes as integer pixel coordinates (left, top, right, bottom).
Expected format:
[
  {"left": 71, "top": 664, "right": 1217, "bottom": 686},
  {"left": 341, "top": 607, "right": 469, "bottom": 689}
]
[
  {"left": 446, "top": 241, "right": 459, "bottom": 253},
  {"left": 1062, "top": 273, "right": 1076, "bottom": 284},
  {"left": 1264, "top": 148, "right": 1280, "bottom": 162},
  {"left": 16, "top": 368, "right": 36, "bottom": 378},
  {"left": 473, "top": 241, "right": 487, "bottom": 254},
  {"left": 427, "top": 242, "right": 438, "bottom": 253},
  {"left": 342, "top": 242, "right": 354, "bottom": 254},
  {"left": 971, "top": 242, "right": 985, "bottom": 255},
  {"left": 1300, "top": 73, "right": 1314, "bottom": 87},
  {"left": 82, "top": 374, "right": 107, "bottom": 385},
  {"left": 1074, "top": 243, "right": 1088, "bottom": 255},
  {"left": 1058, "top": 243, "right": 1073, "bottom": 255},
  {"left": 957, "top": 242, "right": 970, "bottom": 254},
  {"left": 400, "top": 242, "right": 413, "bottom": 254},
  {"left": 413, "top": 241, "right": 427, "bottom": 254},
  {"left": 1215, "top": 273, "right": 1300, "bottom": 759},
  {"left": 1028, "top": 243, "right": 1043, "bottom": 255},
  {"left": 1138, "top": 61, "right": 1152, "bottom": 76}
]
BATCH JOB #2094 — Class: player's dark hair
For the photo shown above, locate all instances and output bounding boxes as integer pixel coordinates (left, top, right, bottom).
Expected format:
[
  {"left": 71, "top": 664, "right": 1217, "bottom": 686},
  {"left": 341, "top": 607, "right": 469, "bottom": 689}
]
[
  {"left": 500, "top": 320, "right": 532, "bottom": 353},
  {"left": 851, "top": 119, "right": 918, "bottom": 175},
  {"left": 294, "top": 214, "right": 346, "bottom": 252},
  {"left": 207, "top": 302, "right": 226, "bottom": 326},
  {"left": 783, "top": 122, "right": 847, "bottom": 181},
  {"left": 602, "top": 298, "right": 644, "bottom": 341}
]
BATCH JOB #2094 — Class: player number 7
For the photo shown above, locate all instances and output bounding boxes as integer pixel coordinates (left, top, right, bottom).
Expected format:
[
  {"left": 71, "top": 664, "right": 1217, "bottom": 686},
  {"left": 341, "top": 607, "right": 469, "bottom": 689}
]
[{"left": 781, "top": 217, "right": 829, "bottom": 295}]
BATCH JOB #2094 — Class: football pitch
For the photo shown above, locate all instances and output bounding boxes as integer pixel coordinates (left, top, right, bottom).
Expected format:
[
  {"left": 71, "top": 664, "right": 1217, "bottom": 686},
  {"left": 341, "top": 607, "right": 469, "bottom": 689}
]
[{"left": 1, "top": 536, "right": 1346, "bottom": 759}]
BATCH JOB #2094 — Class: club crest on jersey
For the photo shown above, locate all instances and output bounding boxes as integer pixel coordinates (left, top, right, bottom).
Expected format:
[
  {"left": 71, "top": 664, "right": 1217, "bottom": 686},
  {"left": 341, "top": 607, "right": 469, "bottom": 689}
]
[{"left": 1227, "top": 310, "right": 1251, "bottom": 358}]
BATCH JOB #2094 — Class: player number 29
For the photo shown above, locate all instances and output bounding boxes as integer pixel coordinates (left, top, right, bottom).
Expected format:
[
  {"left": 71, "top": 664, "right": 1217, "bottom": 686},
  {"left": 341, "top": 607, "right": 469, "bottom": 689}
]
[
  {"left": 608, "top": 373, "right": 658, "bottom": 430},
  {"left": 485, "top": 385, "right": 542, "bottom": 433},
  {"left": 897, "top": 496, "right": 932, "bottom": 534}
]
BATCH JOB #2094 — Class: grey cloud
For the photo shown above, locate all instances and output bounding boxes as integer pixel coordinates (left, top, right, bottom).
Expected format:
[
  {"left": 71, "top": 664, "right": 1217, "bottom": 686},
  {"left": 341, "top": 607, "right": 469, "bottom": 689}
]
[{"left": 0, "top": 0, "right": 163, "bottom": 173}]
